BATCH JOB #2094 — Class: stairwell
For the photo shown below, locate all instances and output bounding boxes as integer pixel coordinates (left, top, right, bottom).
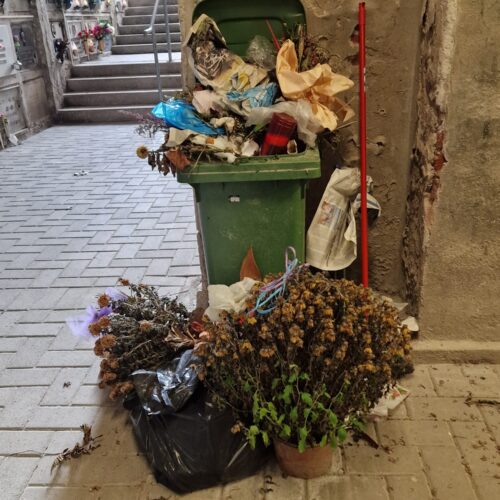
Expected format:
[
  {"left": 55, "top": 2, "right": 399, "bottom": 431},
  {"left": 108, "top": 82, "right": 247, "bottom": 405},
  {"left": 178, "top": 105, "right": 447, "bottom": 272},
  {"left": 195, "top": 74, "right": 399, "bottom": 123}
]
[{"left": 58, "top": 0, "right": 182, "bottom": 123}]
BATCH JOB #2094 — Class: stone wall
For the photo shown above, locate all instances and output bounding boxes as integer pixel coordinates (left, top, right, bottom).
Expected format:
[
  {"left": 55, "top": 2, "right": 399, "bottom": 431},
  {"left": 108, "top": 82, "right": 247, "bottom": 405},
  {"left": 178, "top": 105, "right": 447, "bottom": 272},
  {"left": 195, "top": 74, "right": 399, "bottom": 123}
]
[
  {"left": 413, "top": 0, "right": 500, "bottom": 341},
  {"left": 0, "top": 0, "right": 69, "bottom": 136}
]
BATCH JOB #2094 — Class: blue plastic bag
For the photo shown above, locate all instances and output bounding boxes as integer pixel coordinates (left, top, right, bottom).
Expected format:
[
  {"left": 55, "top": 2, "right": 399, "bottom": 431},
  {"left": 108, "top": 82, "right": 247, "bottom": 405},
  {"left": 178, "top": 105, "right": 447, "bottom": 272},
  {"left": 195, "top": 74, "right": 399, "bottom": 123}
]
[{"left": 151, "top": 99, "right": 223, "bottom": 136}]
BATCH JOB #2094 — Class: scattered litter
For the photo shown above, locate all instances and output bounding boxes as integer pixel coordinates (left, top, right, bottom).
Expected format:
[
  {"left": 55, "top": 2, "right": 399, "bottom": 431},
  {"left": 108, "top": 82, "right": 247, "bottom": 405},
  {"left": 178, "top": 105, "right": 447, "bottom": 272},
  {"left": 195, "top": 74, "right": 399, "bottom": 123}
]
[
  {"left": 63, "top": 381, "right": 72, "bottom": 388},
  {"left": 8, "top": 133, "right": 19, "bottom": 146},
  {"left": 276, "top": 39, "right": 355, "bottom": 130},
  {"left": 465, "top": 393, "right": 500, "bottom": 408},
  {"left": 152, "top": 100, "right": 223, "bottom": 136},
  {"left": 51, "top": 424, "right": 102, "bottom": 472},
  {"left": 73, "top": 170, "right": 89, "bottom": 177},
  {"left": 401, "top": 316, "right": 419, "bottom": 333},
  {"left": 205, "top": 277, "right": 257, "bottom": 322},
  {"left": 306, "top": 168, "right": 380, "bottom": 271},
  {"left": 185, "top": 14, "right": 268, "bottom": 92},
  {"left": 369, "top": 385, "right": 410, "bottom": 419}
]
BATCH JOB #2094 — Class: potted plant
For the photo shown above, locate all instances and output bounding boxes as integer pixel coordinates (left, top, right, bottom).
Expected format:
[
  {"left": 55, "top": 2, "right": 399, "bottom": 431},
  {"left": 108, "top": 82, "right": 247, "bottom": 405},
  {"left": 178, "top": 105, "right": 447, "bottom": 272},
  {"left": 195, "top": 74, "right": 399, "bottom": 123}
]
[{"left": 198, "top": 268, "right": 413, "bottom": 478}]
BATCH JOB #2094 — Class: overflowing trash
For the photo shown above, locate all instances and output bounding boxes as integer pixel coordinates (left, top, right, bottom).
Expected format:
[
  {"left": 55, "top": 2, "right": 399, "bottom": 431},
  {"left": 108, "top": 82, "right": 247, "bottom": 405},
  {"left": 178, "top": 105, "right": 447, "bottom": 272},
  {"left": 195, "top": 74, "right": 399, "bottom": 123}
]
[{"left": 135, "top": 15, "right": 355, "bottom": 175}]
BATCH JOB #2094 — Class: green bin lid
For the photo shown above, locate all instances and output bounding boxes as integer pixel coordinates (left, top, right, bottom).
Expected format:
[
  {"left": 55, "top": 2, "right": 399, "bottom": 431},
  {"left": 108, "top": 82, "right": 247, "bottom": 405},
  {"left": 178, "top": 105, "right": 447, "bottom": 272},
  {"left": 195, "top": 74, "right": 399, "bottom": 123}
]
[
  {"left": 177, "top": 149, "right": 320, "bottom": 184},
  {"left": 193, "top": 0, "right": 306, "bottom": 56}
]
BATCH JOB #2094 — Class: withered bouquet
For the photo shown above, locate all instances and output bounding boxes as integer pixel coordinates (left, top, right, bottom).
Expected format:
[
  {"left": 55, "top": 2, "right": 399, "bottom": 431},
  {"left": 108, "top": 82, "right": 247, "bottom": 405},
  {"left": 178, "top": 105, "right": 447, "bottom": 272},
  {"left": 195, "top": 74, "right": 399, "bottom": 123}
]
[
  {"left": 197, "top": 269, "right": 413, "bottom": 448},
  {"left": 68, "top": 280, "right": 199, "bottom": 400}
]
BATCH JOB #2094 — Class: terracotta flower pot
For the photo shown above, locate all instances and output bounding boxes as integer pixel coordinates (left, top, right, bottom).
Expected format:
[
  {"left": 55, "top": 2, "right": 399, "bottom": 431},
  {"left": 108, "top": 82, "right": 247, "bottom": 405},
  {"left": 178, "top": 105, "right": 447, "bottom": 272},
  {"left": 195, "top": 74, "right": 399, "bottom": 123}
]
[{"left": 273, "top": 440, "right": 333, "bottom": 479}]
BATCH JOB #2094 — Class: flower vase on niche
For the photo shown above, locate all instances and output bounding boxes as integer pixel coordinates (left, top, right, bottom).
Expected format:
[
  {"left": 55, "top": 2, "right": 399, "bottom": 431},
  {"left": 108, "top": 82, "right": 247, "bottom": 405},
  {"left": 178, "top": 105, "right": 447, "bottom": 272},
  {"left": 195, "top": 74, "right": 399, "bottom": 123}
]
[
  {"left": 83, "top": 40, "right": 90, "bottom": 56},
  {"left": 98, "top": 38, "right": 105, "bottom": 53}
]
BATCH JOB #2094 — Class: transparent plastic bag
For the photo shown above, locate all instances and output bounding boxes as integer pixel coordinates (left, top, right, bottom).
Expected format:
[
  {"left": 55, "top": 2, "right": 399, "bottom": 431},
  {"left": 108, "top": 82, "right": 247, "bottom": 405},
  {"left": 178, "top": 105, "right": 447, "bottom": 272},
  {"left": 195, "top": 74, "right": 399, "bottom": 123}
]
[
  {"left": 246, "top": 35, "right": 277, "bottom": 70},
  {"left": 131, "top": 350, "right": 201, "bottom": 416}
]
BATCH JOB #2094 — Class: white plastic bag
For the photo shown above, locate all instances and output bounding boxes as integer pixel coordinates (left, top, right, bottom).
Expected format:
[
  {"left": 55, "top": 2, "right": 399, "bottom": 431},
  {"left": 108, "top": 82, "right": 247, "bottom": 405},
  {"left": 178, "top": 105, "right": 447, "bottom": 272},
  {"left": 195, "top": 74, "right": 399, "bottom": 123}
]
[
  {"left": 205, "top": 278, "right": 256, "bottom": 321},
  {"left": 246, "top": 99, "right": 323, "bottom": 147}
]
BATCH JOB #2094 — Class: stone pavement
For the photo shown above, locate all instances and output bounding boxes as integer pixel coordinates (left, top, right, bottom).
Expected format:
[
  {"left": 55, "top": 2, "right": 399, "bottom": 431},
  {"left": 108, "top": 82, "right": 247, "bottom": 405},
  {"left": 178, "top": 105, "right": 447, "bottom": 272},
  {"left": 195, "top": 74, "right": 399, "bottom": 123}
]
[{"left": 0, "top": 126, "right": 500, "bottom": 500}]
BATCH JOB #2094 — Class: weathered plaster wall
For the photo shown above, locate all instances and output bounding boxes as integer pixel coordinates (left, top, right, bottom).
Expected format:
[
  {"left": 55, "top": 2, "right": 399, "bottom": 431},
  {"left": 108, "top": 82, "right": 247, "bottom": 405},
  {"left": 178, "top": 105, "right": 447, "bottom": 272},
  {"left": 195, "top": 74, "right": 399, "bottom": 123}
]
[
  {"left": 179, "top": 0, "right": 423, "bottom": 297},
  {"left": 415, "top": 0, "right": 500, "bottom": 341}
]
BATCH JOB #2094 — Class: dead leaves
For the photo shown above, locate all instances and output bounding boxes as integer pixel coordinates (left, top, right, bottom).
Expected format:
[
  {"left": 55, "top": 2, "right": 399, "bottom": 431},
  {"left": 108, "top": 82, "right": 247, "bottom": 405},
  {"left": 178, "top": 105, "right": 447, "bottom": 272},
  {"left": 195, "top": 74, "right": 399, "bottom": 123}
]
[{"left": 51, "top": 424, "right": 102, "bottom": 473}]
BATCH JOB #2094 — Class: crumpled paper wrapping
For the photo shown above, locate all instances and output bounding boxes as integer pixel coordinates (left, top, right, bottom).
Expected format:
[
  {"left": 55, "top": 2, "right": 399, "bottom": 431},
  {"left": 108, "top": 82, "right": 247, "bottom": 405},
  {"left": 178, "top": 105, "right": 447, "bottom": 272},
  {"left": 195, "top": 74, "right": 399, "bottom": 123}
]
[{"left": 276, "top": 40, "right": 355, "bottom": 131}]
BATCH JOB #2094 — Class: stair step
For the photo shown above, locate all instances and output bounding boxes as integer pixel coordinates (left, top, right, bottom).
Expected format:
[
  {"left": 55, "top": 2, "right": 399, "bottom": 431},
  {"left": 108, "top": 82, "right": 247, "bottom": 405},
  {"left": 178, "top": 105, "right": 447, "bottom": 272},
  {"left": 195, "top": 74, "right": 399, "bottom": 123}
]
[
  {"left": 125, "top": 5, "right": 178, "bottom": 16},
  {"left": 71, "top": 61, "right": 181, "bottom": 78},
  {"left": 121, "top": 14, "right": 179, "bottom": 25},
  {"left": 128, "top": 0, "right": 161, "bottom": 6},
  {"left": 111, "top": 43, "right": 181, "bottom": 55},
  {"left": 115, "top": 32, "right": 181, "bottom": 45},
  {"left": 67, "top": 74, "right": 182, "bottom": 92},
  {"left": 118, "top": 22, "right": 180, "bottom": 35},
  {"left": 58, "top": 105, "right": 155, "bottom": 123},
  {"left": 63, "top": 89, "right": 179, "bottom": 107}
]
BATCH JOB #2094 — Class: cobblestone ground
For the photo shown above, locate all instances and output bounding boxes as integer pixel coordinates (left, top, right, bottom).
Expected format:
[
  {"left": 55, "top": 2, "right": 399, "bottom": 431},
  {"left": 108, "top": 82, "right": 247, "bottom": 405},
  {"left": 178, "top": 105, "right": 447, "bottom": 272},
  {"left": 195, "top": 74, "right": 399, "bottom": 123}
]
[{"left": 1, "top": 126, "right": 500, "bottom": 500}]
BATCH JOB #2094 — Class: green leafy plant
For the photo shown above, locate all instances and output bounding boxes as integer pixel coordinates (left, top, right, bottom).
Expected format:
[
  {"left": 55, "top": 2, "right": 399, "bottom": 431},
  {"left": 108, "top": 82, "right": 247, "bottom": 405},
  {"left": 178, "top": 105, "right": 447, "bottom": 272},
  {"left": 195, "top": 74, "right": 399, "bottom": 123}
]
[{"left": 246, "top": 364, "right": 362, "bottom": 451}]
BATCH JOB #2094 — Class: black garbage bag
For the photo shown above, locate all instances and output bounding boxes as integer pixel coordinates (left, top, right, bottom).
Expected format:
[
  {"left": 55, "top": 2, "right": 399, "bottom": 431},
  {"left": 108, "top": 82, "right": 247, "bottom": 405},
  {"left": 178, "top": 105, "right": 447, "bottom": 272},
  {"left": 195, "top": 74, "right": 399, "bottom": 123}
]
[
  {"left": 131, "top": 349, "right": 201, "bottom": 415},
  {"left": 125, "top": 352, "right": 270, "bottom": 494}
]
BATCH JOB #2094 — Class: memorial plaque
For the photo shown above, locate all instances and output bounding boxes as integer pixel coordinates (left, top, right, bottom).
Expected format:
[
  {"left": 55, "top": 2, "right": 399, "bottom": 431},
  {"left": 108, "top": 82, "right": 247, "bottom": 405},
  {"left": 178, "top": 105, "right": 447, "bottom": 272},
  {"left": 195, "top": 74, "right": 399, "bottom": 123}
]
[{"left": 11, "top": 22, "right": 37, "bottom": 68}]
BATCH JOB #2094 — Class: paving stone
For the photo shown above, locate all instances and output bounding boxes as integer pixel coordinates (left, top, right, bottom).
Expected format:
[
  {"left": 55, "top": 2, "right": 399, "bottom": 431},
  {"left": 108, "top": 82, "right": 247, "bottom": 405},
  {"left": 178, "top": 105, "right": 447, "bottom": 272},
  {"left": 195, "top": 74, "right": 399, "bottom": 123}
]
[
  {"left": 219, "top": 474, "right": 265, "bottom": 500},
  {"left": 5, "top": 338, "right": 53, "bottom": 369},
  {"left": 406, "top": 397, "right": 483, "bottom": 421},
  {"left": 37, "top": 350, "right": 95, "bottom": 368},
  {"left": 0, "top": 368, "right": 60, "bottom": 387},
  {"left": 450, "top": 421, "right": 500, "bottom": 476},
  {"left": 471, "top": 476, "right": 500, "bottom": 500},
  {"left": 0, "top": 457, "right": 39, "bottom": 500},
  {"left": 400, "top": 365, "right": 437, "bottom": 396},
  {"left": 343, "top": 444, "right": 421, "bottom": 475},
  {"left": 264, "top": 459, "right": 306, "bottom": 500},
  {"left": 21, "top": 486, "right": 94, "bottom": 500},
  {"left": 27, "top": 406, "right": 100, "bottom": 429},
  {"left": 376, "top": 419, "right": 454, "bottom": 447},
  {"left": 429, "top": 364, "right": 473, "bottom": 397},
  {"left": 41, "top": 368, "right": 89, "bottom": 406},
  {"left": 385, "top": 474, "right": 433, "bottom": 500},
  {"left": 308, "top": 476, "right": 390, "bottom": 500},
  {"left": 480, "top": 406, "right": 500, "bottom": 444},
  {"left": 421, "top": 445, "right": 478, "bottom": 499},
  {"left": 0, "top": 430, "right": 52, "bottom": 456},
  {"left": 461, "top": 365, "right": 500, "bottom": 398}
]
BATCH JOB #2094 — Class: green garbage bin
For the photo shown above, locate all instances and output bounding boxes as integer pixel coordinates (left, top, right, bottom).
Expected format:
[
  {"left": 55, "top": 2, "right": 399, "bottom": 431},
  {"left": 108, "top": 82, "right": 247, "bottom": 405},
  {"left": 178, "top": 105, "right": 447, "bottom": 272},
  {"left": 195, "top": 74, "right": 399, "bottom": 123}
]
[
  {"left": 178, "top": 0, "right": 320, "bottom": 285},
  {"left": 178, "top": 151, "right": 320, "bottom": 285}
]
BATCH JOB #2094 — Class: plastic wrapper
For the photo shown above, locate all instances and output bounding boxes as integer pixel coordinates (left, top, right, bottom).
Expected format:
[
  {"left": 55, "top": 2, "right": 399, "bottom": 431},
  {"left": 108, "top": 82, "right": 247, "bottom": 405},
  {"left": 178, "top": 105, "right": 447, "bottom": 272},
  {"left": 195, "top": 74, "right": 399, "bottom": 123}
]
[
  {"left": 247, "top": 99, "right": 324, "bottom": 147},
  {"left": 151, "top": 99, "right": 223, "bottom": 136},
  {"left": 226, "top": 83, "right": 278, "bottom": 116},
  {"left": 185, "top": 14, "right": 268, "bottom": 92},
  {"left": 126, "top": 387, "right": 270, "bottom": 494},
  {"left": 205, "top": 277, "right": 257, "bottom": 322},
  {"left": 131, "top": 350, "right": 201, "bottom": 416},
  {"left": 246, "top": 35, "right": 278, "bottom": 70}
]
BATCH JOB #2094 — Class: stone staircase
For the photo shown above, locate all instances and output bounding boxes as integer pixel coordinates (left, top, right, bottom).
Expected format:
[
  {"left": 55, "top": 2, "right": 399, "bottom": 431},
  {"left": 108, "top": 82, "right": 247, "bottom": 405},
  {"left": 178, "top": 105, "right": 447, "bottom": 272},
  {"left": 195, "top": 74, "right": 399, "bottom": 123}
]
[
  {"left": 58, "top": 0, "right": 182, "bottom": 123},
  {"left": 113, "top": 0, "right": 181, "bottom": 55}
]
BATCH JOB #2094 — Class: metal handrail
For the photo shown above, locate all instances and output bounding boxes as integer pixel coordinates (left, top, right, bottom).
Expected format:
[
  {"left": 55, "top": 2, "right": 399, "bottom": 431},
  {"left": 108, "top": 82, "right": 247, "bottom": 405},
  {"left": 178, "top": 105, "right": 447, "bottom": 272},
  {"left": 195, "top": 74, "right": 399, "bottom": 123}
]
[{"left": 145, "top": 0, "right": 174, "bottom": 101}]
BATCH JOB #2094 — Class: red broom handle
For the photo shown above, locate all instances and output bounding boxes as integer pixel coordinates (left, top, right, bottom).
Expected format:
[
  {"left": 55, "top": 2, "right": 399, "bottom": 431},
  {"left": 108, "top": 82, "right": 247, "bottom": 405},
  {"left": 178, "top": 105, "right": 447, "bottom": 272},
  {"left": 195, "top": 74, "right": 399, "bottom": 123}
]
[{"left": 359, "top": 2, "right": 369, "bottom": 287}]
